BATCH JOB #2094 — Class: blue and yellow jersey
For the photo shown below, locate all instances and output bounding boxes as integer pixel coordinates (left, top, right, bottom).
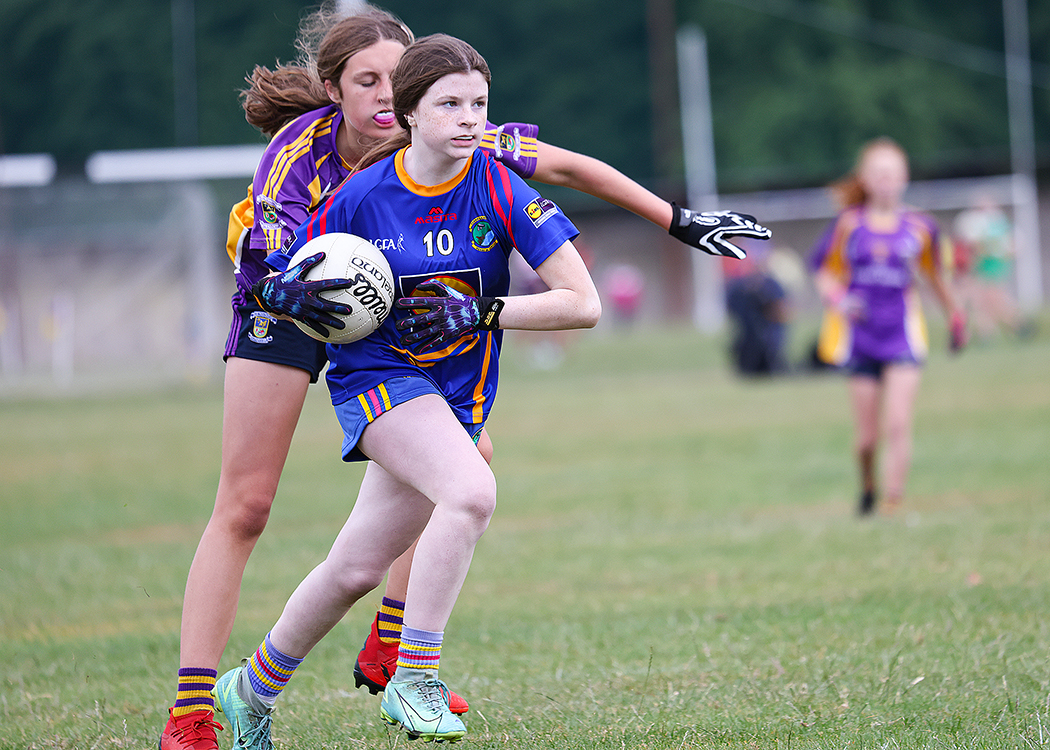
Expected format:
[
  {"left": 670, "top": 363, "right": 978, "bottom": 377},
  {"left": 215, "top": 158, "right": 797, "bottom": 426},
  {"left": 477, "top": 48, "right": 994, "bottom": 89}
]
[
  {"left": 810, "top": 206, "right": 946, "bottom": 365},
  {"left": 267, "top": 147, "right": 578, "bottom": 428},
  {"left": 225, "top": 105, "right": 541, "bottom": 299}
]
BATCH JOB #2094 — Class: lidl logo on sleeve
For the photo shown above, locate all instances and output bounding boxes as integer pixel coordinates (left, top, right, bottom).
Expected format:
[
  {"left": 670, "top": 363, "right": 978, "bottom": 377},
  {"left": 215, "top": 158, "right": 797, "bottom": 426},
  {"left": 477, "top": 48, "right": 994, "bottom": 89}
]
[{"left": 523, "top": 197, "right": 559, "bottom": 228}]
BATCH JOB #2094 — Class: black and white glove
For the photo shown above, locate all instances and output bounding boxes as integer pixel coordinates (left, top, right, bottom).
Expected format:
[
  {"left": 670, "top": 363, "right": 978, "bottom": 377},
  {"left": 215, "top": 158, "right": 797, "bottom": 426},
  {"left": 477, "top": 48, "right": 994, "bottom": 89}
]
[{"left": 669, "top": 204, "right": 771, "bottom": 260}]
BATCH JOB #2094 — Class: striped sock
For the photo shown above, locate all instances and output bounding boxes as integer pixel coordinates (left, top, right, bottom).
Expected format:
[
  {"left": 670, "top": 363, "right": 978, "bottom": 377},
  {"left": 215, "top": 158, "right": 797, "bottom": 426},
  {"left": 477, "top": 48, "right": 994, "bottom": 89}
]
[
  {"left": 377, "top": 597, "right": 405, "bottom": 644},
  {"left": 395, "top": 626, "right": 443, "bottom": 677},
  {"left": 246, "top": 632, "right": 304, "bottom": 704},
  {"left": 172, "top": 667, "right": 217, "bottom": 718}
]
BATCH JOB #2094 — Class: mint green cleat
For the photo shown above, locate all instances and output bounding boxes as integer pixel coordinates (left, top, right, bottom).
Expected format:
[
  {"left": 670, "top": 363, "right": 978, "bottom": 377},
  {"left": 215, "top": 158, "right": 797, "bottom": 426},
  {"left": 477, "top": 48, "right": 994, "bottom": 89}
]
[
  {"left": 212, "top": 667, "right": 274, "bottom": 750},
  {"left": 380, "top": 678, "right": 466, "bottom": 743}
]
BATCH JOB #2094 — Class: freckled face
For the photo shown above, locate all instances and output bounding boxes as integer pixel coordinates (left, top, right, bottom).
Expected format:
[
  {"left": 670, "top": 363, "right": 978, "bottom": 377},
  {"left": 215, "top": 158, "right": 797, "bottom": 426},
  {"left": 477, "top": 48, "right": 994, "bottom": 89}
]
[{"left": 407, "top": 70, "right": 488, "bottom": 164}]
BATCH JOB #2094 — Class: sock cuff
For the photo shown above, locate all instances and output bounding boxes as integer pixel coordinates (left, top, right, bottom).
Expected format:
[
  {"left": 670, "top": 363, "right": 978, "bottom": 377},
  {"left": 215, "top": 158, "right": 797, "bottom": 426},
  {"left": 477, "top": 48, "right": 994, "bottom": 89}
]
[{"left": 400, "top": 626, "right": 443, "bottom": 645}]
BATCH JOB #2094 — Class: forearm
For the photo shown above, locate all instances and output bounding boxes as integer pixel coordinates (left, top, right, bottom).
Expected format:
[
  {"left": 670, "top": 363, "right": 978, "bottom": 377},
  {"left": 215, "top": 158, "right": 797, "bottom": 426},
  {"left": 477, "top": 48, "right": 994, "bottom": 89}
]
[
  {"left": 926, "top": 271, "right": 959, "bottom": 318},
  {"left": 814, "top": 269, "right": 846, "bottom": 307},
  {"left": 531, "top": 142, "right": 673, "bottom": 230},
  {"left": 497, "top": 241, "right": 601, "bottom": 331},
  {"left": 496, "top": 287, "right": 601, "bottom": 331}
]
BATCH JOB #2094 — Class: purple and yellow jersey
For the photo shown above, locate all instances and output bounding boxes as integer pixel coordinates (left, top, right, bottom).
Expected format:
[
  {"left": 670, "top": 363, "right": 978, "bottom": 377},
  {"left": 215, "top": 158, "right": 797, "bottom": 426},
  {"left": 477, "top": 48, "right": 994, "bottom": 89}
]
[
  {"left": 810, "top": 206, "right": 945, "bottom": 366},
  {"left": 225, "top": 105, "right": 541, "bottom": 298},
  {"left": 267, "top": 146, "right": 578, "bottom": 428}
]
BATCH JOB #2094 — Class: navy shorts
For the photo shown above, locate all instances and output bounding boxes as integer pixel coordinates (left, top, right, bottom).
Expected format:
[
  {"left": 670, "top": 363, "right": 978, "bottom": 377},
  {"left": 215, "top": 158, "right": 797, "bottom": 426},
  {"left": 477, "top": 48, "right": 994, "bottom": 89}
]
[
  {"left": 223, "top": 294, "right": 328, "bottom": 383},
  {"left": 846, "top": 353, "right": 921, "bottom": 380},
  {"left": 333, "top": 375, "right": 484, "bottom": 463}
]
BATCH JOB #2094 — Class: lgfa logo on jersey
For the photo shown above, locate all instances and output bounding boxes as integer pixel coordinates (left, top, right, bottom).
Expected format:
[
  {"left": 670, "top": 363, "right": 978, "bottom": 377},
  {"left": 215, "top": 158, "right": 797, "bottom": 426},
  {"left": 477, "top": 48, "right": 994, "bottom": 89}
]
[
  {"left": 470, "top": 217, "right": 497, "bottom": 251},
  {"left": 416, "top": 206, "right": 458, "bottom": 225},
  {"left": 524, "top": 197, "right": 559, "bottom": 228}
]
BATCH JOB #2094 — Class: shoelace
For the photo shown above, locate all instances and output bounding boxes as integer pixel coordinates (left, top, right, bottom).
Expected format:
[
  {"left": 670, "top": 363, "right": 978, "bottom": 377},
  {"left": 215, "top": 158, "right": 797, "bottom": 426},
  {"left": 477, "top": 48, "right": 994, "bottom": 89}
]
[
  {"left": 172, "top": 714, "right": 224, "bottom": 741},
  {"left": 239, "top": 710, "right": 274, "bottom": 750},
  {"left": 415, "top": 680, "right": 449, "bottom": 714}
]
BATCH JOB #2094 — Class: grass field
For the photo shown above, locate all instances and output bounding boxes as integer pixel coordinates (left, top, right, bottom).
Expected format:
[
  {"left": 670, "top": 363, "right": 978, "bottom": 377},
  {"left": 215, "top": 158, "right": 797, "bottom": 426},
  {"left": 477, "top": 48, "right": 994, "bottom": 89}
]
[{"left": 2, "top": 322, "right": 1048, "bottom": 749}]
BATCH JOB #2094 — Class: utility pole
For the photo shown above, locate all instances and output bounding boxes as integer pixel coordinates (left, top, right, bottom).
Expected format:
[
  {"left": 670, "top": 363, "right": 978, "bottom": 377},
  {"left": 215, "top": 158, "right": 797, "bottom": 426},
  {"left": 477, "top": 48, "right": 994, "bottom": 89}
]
[
  {"left": 1003, "top": 0, "right": 1043, "bottom": 311},
  {"left": 172, "top": 0, "right": 198, "bottom": 147},
  {"left": 678, "top": 25, "right": 725, "bottom": 332}
]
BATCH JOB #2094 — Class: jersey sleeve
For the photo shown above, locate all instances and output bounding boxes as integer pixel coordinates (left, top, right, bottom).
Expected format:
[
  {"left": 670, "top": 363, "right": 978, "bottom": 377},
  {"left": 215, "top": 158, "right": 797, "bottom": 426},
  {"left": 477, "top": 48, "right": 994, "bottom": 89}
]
[
  {"left": 915, "top": 213, "right": 944, "bottom": 278},
  {"left": 480, "top": 122, "right": 539, "bottom": 179},
  {"left": 481, "top": 157, "right": 578, "bottom": 271},
  {"left": 264, "top": 178, "right": 359, "bottom": 273},
  {"left": 809, "top": 211, "right": 854, "bottom": 282}
]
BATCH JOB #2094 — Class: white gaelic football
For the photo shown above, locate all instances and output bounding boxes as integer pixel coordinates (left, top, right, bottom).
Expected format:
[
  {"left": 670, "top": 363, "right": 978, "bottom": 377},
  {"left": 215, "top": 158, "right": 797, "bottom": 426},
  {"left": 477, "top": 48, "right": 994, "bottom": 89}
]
[{"left": 286, "top": 233, "right": 394, "bottom": 344}]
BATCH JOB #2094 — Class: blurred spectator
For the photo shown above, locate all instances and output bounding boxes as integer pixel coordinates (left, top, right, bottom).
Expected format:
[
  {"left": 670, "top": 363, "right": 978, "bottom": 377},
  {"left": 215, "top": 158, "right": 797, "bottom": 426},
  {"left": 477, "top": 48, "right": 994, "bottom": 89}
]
[
  {"left": 723, "top": 245, "right": 791, "bottom": 376},
  {"left": 603, "top": 263, "right": 645, "bottom": 327},
  {"left": 951, "top": 196, "right": 1029, "bottom": 341}
]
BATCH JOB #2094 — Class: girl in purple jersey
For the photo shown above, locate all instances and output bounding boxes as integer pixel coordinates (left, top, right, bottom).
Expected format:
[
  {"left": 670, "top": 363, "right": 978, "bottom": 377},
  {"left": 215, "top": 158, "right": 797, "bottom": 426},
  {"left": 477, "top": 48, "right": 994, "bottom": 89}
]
[
  {"left": 219, "top": 33, "right": 599, "bottom": 744},
  {"left": 810, "top": 137, "right": 965, "bottom": 517},
  {"left": 160, "top": 6, "right": 769, "bottom": 749}
]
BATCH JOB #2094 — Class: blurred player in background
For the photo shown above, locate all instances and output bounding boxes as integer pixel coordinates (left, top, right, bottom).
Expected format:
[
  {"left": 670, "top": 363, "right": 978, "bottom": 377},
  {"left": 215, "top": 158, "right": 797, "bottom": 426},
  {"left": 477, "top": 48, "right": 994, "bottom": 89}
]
[
  {"left": 160, "top": 5, "right": 770, "bottom": 749},
  {"left": 810, "top": 137, "right": 964, "bottom": 517},
  {"left": 216, "top": 32, "right": 600, "bottom": 744}
]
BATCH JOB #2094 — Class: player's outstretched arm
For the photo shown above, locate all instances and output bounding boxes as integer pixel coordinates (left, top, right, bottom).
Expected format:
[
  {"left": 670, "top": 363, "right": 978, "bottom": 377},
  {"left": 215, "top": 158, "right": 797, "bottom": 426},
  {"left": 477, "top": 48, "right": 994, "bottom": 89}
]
[
  {"left": 531, "top": 141, "right": 673, "bottom": 230},
  {"left": 530, "top": 141, "right": 770, "bottom": 258}
]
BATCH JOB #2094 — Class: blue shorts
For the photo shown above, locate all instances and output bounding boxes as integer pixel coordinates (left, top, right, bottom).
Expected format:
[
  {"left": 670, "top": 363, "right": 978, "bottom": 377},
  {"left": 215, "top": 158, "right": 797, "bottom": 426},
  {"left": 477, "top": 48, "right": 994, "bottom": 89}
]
[
  {"left": 847, "top": 353, "right": 921, "bottom": 380},
  {"left": 223, "top": 293, "right": 328, "bottom": 383},
  {"left": 333, "top": 375, "right": 484, "bottom": 462}
]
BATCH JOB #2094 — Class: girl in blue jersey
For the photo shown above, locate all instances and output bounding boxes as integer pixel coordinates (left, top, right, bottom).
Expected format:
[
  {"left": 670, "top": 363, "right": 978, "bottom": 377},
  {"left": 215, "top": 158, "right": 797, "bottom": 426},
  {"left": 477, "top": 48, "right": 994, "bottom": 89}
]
[
  {"left": 161, "top": 7, "right": 769, "bottom": 749},
  {"left": 811, "top": 138, "right": 964, "bottom": 516},
  {"left": 212, "top": 34, "right": 600, "bottom": 744}
]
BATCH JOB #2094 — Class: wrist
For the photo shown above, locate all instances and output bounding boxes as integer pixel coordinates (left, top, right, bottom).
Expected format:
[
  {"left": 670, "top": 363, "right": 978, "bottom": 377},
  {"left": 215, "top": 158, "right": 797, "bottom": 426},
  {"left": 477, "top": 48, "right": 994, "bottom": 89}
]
[
  {"left": 477, "top": 297, "right": 505, "bottom": 330},
  {"left": 251, "top": 276, "right": 274, "bottom": 313},
  {"left": 825, "top": 288, "right": 845, "bottom": 310},
  {"left": 668, "top": 202, "right": 686, "bottom": 237}
]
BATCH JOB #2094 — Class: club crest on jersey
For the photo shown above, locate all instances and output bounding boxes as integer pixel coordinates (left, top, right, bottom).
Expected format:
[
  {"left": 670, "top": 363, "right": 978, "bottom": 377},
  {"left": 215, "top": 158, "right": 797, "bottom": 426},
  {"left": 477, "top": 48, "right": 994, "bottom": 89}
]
[
  {"left": 257, "top": 196, "right": 283, "bottom": 228},
  {"left": 524, "top": 197, "right": 558, "bottom": 228},
  {"left": 249, "top": 311, "right": 275, "bottom": 344},
  {"left": 469, "top": 217, "right": 497, "bottom": 251},
  {"left": 498, "top": 131, "right": 517, "bottom": 153}
]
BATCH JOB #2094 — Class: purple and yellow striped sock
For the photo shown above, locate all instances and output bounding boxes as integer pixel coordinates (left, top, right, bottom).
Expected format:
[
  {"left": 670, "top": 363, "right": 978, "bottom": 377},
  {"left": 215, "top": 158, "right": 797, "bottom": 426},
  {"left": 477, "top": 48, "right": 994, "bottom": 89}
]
[
  {"left": 378, "top": 597, "right": 405, "bottom": 644},
  {"left": 396, "top": 626, "right": 443, "bottom": 676},
  {"left": 246, "top": 632, "right": 304, "bottom": 703},
  {"left": 172, "top": 667, "right": 217, "bottom": 718}
]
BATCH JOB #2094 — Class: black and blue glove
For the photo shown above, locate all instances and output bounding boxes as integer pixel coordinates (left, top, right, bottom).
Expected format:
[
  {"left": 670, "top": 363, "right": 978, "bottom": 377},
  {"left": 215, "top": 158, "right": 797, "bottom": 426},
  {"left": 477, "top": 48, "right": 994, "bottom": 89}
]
[
  {"left": 251, "top": 252, "right": 354, "bottom": 339},
  {"left": 669, "top": 205, "right": 771, "bottom": 260},
  {"left": 395, "top": 280, "right": 505, "bottom": 353}
]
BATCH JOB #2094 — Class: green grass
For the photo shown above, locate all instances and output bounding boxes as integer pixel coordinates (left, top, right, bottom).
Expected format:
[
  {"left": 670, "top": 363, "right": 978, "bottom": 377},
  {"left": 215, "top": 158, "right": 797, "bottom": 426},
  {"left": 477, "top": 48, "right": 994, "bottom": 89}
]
[{"left": 2, "top": 322, "right": 1049, "bottom": 749}]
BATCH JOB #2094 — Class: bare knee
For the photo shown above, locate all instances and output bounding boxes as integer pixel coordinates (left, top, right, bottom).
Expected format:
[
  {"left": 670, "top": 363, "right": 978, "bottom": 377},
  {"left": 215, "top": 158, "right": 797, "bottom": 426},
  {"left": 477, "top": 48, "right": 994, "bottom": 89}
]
[
  {"left": 212, "top": 482, "right": 275, "bottom": 542},
  {"left": 447, "top": 477, "right": 497, "bottom": 531},
  {"left": 327, "top": 566, "right": 386, "bottom": 604}
]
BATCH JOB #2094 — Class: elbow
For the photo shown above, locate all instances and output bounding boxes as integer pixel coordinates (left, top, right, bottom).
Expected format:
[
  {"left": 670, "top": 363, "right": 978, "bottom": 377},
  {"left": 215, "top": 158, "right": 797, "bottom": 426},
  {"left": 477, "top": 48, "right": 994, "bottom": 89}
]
[{"left": 579, "top": 294, "right": 602, "bottom": 329}]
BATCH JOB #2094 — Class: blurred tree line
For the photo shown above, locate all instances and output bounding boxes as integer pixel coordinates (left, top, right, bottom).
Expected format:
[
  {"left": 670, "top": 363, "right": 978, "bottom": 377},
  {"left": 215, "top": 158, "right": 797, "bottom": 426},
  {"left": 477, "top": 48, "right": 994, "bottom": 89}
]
[{"left": 2, "top": 0, "right": 1048, "bottom": 193}]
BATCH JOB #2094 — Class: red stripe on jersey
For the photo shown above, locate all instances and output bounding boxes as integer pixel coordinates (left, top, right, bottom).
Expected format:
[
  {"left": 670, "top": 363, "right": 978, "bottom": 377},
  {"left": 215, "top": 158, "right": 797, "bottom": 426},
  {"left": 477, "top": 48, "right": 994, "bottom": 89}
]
[{"left": 484, "top": 162, "right": 516, "bottom": 248}]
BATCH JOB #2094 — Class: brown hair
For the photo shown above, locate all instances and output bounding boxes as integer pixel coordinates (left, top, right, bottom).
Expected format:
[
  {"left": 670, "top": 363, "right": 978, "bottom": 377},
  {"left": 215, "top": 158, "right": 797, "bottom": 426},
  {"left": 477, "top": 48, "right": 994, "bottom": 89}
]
[
  {"left": 355, "top": 34, "right": 491, "bottom": 171},
  {"left": 240, "top": 4, "right": 413, "bottom": 138},
  {"left": 829, "top": 136, "right": 909, "bottom": 209}
]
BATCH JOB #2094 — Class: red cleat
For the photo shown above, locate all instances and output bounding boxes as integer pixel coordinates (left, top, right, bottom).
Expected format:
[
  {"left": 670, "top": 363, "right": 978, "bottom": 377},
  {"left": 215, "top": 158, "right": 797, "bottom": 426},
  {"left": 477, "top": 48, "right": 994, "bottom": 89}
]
[
  {"left": 354, "top": 612, "right": 470, "bottom": 715},
  {"left": 158, "top": 707, "right": 223, "bottom": 750}
]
